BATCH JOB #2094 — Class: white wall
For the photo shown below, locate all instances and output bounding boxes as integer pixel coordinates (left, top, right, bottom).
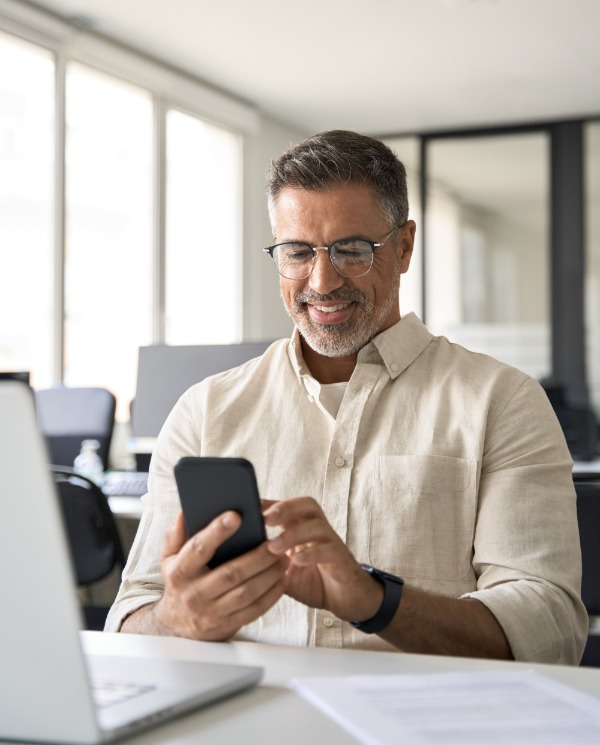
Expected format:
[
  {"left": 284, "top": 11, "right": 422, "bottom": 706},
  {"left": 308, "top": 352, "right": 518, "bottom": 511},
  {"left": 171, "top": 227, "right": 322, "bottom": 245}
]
[{"left": 241, "top": 120, "right": 307, "bottom": 342}]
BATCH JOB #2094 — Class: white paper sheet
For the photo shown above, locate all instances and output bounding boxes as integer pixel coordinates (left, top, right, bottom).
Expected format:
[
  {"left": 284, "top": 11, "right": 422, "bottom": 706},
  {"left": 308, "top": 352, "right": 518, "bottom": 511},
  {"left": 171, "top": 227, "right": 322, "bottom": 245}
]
[{"left": 291, "top": 670, "right": 600, "bottom": 745}]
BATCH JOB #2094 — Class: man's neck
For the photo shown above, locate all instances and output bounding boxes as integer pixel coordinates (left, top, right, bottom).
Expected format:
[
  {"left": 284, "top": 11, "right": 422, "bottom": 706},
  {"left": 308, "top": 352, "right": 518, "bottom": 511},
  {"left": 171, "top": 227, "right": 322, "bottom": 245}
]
[{"left": 300, "top": 339, "right": 357, "bottom": 384}]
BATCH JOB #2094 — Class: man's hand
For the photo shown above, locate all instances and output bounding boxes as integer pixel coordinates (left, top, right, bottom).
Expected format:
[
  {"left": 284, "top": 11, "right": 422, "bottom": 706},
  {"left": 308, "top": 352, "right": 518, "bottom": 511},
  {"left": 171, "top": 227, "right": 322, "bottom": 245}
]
[
  {"left": 263, "top": 497, "right": 384, "bottom": 624},
  {"left": 123, "top": 510, "right": 286, "bottom": 640},
  {"left": 263, "top": 497, "right": 513, "bottom": 659}
]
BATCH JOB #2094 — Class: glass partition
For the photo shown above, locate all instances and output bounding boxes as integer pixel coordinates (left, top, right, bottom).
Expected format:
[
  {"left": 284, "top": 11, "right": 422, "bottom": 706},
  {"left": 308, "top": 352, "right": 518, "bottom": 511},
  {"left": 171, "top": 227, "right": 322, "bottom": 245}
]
[{"left": 424, "top": 132, "right": 550, "bottom": 380}]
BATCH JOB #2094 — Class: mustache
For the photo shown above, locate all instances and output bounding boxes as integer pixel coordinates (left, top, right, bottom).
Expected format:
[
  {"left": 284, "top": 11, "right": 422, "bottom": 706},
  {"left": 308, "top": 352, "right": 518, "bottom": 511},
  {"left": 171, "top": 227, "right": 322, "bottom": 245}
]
[{"left": 294, "top": 286, "right": 366, "bottom": 306}]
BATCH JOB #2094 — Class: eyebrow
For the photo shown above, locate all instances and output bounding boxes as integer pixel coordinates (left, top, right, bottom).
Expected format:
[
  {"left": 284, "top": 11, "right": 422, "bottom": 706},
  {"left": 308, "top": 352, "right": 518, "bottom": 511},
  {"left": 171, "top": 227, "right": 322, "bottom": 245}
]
[{"left": 274, "top": 233, "right": 374, "bottom": 246}]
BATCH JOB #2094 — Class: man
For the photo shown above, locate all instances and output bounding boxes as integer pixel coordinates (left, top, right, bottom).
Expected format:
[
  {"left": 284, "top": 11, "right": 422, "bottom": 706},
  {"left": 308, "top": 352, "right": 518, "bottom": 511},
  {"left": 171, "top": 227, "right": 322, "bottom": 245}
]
[{"left": 106, "top": 130, "right": 587, "bottom": 664}]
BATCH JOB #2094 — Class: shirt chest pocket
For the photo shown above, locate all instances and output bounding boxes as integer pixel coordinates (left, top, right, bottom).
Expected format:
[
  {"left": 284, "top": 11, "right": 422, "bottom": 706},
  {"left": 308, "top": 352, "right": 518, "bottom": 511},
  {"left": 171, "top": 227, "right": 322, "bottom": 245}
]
[{"left": 368, "top": 455, "right": 477, "bottom": 582}]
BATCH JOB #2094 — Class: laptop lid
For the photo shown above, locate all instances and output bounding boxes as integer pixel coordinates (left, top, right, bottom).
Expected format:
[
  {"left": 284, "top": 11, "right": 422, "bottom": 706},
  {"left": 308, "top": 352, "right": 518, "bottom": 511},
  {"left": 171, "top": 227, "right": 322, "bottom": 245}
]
[{"left": 0, "top": 381, "right": 262, "bottom": 744}]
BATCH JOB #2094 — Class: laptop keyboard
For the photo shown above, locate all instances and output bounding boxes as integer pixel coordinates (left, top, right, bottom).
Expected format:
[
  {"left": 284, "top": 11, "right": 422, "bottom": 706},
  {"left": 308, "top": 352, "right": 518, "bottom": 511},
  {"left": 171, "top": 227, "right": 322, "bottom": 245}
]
[
  {"left": 93, "top": 681, "right": 156, "bottom": 708},
  {"left": 101, "top": 471, "right": 149, "bottom": 497}
]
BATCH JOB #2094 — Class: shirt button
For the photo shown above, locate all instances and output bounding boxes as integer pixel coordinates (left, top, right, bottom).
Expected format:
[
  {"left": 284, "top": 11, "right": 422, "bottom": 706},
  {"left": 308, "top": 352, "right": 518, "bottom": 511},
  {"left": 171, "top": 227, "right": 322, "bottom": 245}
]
[
  {"left": 390, "top": 362, "right": 399, "bottom": 373},
  {"left": 323, "top": 616, "right": 335, "bottom": 627},
  {"left": 335, "top": 456, "right": 345, "bottom": 467}
]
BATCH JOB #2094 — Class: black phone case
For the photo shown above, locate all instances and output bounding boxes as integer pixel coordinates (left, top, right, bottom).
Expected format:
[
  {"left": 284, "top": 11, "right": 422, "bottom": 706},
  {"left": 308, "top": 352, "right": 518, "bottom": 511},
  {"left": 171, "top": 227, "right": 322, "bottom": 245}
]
[{"left": 174, "top": 456, "right": 266, "bottom": 568}]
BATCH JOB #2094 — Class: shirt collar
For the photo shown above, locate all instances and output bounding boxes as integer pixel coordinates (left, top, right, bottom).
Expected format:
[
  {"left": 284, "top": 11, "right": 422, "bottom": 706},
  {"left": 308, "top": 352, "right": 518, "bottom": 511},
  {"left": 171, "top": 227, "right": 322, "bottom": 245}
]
[
  {"left": 286, "top": 313, "right": 433, "bottom": 384},
  {"left": 360, "top": 313, "right": 433, "bottom": 379}
]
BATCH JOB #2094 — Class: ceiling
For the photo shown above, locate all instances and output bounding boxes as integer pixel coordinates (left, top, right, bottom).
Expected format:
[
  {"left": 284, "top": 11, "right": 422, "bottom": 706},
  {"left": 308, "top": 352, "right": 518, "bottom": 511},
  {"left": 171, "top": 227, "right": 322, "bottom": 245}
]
[{"left": 18, "top": 0, "right": 600, "bottom": 136}]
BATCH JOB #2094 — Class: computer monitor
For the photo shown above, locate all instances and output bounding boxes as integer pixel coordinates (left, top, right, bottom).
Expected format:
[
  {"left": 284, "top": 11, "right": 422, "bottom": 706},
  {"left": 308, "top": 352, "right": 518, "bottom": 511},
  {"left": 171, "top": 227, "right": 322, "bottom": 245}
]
[{"left": 130, "top": 342, "right": 272, "bottom": 460}]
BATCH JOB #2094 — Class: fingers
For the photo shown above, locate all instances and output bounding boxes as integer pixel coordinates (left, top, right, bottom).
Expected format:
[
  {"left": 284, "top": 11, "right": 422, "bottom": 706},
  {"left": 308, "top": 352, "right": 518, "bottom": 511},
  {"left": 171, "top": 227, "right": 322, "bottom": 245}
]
[
  {"left": 159, "top": 544, "right": 286, "bottom": 640},
  {"left": 263, "top": 496, "right": 323, "bottom": 526},
  {"left": 263, "top": 497, "right": 354, "bottom": 577},
  {"left": 163, "top": 510, "right": 242, "bottom": 580},
  {"left": 161, "top": 511, "right": 188, "bottom": 560},
  {"left": 263, "top": 497, "right": 339, "bottom": 556},
  {"left": 180, "top": 549, "right": 286, "bottom": 637},
  {"left": 157, "top": 510, "right": 286, "bottom": 641}
]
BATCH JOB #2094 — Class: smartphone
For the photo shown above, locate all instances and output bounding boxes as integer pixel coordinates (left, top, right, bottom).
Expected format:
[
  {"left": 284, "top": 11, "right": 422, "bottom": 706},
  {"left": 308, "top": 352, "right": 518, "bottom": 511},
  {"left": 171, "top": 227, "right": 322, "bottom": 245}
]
[{"left": 174, "top": 456, "right": 267, "bottom": 568}]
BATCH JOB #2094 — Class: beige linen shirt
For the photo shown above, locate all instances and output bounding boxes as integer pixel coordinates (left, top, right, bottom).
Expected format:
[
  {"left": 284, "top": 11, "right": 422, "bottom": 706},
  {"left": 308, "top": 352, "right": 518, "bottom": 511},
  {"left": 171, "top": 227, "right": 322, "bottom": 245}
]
[{"left": 106, "top": 314, "right": 588, "bottom": 664}]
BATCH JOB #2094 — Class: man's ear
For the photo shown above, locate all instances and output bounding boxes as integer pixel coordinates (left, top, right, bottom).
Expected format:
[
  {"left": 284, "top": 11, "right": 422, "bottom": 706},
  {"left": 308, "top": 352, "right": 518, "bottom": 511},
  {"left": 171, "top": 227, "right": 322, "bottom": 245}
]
[{"left": 398, "top": 220, "right": 416, "bottom": 273}]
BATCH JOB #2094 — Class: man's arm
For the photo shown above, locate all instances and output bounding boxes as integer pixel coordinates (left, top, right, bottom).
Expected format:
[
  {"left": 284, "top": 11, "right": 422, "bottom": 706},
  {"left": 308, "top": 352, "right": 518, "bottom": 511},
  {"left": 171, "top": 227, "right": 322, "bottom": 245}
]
[
  {"left": 264, "top": 497, "right": 512, "bottom": 659},
  {"left": 379, "top": 586, "right": 511, "bottom": 658}
]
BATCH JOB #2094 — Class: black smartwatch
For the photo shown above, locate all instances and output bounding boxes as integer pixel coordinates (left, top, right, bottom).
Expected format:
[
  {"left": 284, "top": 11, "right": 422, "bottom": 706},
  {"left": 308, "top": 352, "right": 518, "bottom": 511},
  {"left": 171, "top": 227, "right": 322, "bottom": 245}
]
[{"left": 350, "top": 564, "right": 404, "bottom": 634}]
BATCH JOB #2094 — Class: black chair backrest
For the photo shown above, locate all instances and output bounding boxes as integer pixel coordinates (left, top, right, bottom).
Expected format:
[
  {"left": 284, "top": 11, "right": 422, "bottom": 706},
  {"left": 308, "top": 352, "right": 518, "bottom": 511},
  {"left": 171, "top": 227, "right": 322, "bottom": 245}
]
[
  {"left": 574, "top": 482, "right": 600, "bottom": 616},
  {"left": 555, "top": 406, "right": 599, "bottom": 462},
  {"left": 36, "top": 387, "right": 116, "bottom": 470},
  {"left": 52, "top": 468, "right": 125, "bottom": 586}
]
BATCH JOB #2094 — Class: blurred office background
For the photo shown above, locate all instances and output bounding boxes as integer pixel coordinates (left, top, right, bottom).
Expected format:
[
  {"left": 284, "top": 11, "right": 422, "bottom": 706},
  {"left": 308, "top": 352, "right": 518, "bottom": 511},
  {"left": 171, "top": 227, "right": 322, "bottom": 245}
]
[{"left": 0, "top": 0, "right": 599, "bottom": 455}]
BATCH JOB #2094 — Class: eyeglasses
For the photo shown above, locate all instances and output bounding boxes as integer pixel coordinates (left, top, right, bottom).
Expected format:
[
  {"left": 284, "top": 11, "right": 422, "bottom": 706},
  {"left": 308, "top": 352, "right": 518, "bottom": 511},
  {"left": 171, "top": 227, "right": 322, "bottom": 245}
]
[{"left": 263, "top": 228, "right": 398, "bottom": 280}]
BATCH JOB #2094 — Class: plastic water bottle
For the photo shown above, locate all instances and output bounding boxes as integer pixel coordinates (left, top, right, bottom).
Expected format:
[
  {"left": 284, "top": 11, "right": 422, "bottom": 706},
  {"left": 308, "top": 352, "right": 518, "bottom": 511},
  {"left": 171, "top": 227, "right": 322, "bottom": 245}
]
[{"left": 73, "top": 439, "right": 104, "bottom": 484}]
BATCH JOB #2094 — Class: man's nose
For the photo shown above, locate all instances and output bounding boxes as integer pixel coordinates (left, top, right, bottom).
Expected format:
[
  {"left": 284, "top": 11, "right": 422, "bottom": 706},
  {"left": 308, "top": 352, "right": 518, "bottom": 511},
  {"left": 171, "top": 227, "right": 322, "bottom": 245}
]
[{"left": 308, "top": 248, "right": 344, "bottom": 295}]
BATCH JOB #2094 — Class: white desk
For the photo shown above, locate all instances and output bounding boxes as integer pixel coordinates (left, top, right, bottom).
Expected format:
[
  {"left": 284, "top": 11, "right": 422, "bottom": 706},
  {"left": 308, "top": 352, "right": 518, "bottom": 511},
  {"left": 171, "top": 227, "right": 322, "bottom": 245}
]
[
  {"left": 82, "top": 632, "right": 600, "bottom": 744},
  {"left": 108, "top": 495, "right": 143, "bottom": 520},
  {"left": 573, "top": 458, "right": 600, "bottom": 479}
]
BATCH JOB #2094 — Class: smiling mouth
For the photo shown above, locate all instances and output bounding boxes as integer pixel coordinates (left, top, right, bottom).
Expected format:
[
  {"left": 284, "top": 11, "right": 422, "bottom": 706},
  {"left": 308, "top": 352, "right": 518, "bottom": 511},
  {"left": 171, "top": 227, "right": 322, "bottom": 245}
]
[{"left": 312, "top": 303, "right": 352, "bottom": 314}]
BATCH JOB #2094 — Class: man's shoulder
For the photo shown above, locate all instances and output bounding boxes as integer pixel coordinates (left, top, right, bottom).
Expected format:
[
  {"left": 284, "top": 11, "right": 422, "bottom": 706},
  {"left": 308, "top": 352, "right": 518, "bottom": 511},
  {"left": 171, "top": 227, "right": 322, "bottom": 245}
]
[{"left": 442, "top": 335, "right": 532, "bottom": 381}]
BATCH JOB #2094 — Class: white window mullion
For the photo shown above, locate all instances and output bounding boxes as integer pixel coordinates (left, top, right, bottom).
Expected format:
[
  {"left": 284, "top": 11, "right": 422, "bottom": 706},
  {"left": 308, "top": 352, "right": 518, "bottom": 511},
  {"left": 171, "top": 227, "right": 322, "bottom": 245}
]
[{"left": 53, "top": 48, "right": 66, "bottom": 382}]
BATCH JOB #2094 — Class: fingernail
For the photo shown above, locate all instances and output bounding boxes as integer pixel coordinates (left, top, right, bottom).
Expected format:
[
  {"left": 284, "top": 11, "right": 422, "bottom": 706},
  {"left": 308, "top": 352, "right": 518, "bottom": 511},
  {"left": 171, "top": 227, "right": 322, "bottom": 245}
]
[{"left": 221, "top": 512, "right": 237, "bottom": 528}]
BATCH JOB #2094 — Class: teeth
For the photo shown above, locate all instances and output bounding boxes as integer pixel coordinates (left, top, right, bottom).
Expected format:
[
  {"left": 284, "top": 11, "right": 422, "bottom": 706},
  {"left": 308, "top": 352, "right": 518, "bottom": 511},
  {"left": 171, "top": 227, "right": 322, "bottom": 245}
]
[{"left": 314, "top": 303, "right": 349, "bottom": 313}]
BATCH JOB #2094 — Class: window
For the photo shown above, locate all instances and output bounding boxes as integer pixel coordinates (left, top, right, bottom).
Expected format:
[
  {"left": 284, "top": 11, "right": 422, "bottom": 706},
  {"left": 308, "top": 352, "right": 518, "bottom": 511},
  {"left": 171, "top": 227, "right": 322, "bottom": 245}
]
[
  {"left": 0, "top": 31, "right": 54, "bottom": 389},
  {"left": 165, "top": 110, "right": 241, "bottom": 344},
  {"left": 0, "top": 20, "right": 245, "bottom": 423},
  {"left": 64, "top": 63, "right": 154, "bottom": 416}
]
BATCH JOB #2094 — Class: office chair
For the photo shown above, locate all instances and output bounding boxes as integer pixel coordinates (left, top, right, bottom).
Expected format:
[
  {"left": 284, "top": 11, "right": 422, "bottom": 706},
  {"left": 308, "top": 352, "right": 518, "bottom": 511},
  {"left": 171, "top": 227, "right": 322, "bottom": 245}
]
[
  {"left": 51, "top": 468, "right": 125, "bottom": 631},
  {"left": 540, "top": 381, "right": 599, "bottom": 462},
  {"left": 35, "top": 386, "right": 116, "bottom": 470},
  {"left": 556, "top": 407, "right": 599, "bottom": 462},
  {"left": 574, "top": 482, "right": 600, "bottom": 667}
]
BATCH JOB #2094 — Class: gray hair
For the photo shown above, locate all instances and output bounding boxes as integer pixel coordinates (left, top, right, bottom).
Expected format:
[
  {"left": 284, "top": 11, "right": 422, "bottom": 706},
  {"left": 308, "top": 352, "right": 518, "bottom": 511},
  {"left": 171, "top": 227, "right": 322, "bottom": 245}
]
[{"left": 266, "top": 130, "right": 409, "bottom": 231}]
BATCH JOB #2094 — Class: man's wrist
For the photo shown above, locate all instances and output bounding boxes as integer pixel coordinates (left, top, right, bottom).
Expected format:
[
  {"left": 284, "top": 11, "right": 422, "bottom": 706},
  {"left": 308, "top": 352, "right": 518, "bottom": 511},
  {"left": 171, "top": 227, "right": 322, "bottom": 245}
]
[{"left": 350, "top": 564, "right": 404, "bottom": 634}]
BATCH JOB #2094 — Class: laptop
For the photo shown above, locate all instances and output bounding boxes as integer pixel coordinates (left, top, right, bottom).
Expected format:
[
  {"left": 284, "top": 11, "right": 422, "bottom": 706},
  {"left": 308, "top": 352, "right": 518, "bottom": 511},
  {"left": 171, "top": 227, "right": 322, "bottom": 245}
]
[{"left": 0, "top": 380, "right": 263, "bottom": 745}]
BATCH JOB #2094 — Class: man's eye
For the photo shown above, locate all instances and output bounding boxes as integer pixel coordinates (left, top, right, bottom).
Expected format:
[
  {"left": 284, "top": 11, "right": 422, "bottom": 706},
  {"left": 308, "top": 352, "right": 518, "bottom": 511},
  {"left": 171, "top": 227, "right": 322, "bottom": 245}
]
[
  {"left": 335, "top": 248, "right": 363, "bottom": 257},
  {"left": 333, "top": 240, "right": 372, "bottom": 258},
  {"left": 282, "top": 246, "right": 313, "bottom": 261}
]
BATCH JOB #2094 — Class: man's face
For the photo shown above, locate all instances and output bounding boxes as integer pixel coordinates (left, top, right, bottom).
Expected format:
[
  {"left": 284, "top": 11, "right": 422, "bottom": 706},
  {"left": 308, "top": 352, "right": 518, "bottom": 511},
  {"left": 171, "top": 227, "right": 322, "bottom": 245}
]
[{"left": 272, "top": 183, "right": 415, "bottom": 358}]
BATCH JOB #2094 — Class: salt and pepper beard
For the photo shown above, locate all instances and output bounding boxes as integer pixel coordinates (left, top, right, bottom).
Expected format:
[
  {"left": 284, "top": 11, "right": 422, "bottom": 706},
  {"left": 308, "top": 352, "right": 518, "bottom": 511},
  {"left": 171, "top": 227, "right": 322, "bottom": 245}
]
[{"left": 283, "top": 261, "right": 402, "bottom": 359}]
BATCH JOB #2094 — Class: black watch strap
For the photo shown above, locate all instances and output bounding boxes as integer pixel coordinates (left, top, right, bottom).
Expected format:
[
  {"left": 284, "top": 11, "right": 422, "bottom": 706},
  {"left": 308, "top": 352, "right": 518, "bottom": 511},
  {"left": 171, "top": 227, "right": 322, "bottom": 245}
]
[{"left": 350, "top": 564, "right": 404, "bottom": 634}]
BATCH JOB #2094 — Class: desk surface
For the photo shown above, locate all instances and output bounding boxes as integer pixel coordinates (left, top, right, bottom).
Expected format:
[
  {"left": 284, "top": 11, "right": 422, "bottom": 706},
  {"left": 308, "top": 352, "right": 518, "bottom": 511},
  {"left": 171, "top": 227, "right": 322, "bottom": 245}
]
[
  {"left": 108, "top": 495, "right": 144, "bottom": 519},
  {"left": 573, "top": 458, "right": 600, "bottom": 478},
  {"left": 82, "top": 632, "right": 600, "bottom": 745}
]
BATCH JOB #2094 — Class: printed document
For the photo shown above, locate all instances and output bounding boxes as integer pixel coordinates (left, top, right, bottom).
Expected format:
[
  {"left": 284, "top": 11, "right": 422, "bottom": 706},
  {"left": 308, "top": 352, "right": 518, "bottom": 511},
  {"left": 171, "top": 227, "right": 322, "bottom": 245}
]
[{"left": 291, "top": 670, "right": 600, "bottom": 745}]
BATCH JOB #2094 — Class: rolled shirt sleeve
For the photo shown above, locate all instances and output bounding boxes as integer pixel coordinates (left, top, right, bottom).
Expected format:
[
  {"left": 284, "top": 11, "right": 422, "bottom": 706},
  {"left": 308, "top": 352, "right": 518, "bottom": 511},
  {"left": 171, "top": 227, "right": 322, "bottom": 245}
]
[{"left": 463, "top": 377, "right": 588, "bottom": 664}]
